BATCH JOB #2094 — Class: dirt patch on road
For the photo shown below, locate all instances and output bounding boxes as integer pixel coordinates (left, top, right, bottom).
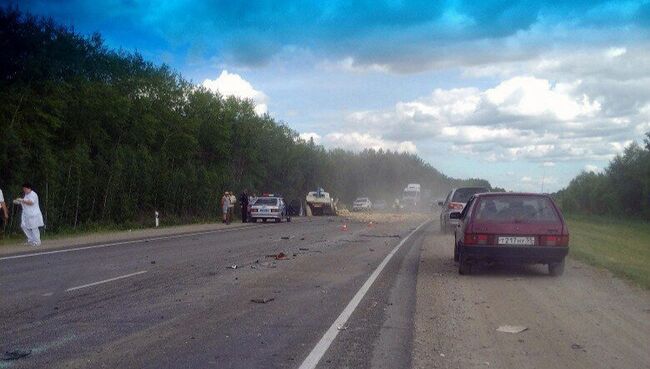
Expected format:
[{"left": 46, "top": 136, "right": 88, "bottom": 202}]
[
  {"left": 412, "top": 226, "right": 650, "bottom": 369},
  {"left": 338, "top": 210, "right": 430, "bottom": 225}
]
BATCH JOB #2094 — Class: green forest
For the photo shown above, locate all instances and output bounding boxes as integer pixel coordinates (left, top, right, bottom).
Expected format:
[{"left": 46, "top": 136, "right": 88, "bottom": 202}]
[
  {"left": 0, "top": 9, "right": 488, "bottom": 233},
  {"left": 555, "top": 133, "right": 650, "bottom": 221}
]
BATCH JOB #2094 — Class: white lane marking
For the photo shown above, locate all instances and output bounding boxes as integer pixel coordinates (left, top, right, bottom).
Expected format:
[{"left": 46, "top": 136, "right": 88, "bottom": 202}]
[
  {"left": 298, "top": 220, "right": 430, "bottom": 369},
  {"left": 0, "top": 223, "right": 274, "bottom": 261},
  {"left": 65, "top": 270, "right": 148, "bottom": 292}
]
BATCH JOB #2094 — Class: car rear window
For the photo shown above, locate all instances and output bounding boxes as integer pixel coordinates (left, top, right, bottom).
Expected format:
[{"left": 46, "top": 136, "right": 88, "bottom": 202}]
[
  {"left": 452, "top": 187, "right": 488, "bottom": 203},
  {"left": 475, "top": 196, "right": 560, "bottom": 223},
  {"left": 254, "top": 198, "right": 278, "bottom": 206}
]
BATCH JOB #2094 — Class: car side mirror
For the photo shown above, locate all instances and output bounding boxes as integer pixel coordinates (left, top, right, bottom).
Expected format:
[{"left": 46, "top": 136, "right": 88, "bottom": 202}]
[
  {"left": 437, "top": 201, "right": 443, "bottom": 207},
  {"left": 449, "top": 212, "right": 462, "bottom": 219}
]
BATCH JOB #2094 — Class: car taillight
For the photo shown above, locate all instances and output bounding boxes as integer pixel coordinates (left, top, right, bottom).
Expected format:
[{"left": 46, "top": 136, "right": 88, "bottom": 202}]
[
  {"left": 464, "top": 233, "right": 489, "bottom": 245},
  {"left": 270, "top": 208, "right": 279, "bottom": 213},
  {"left": 539, "top": 235, "right": 569, "bottom": 246},
  {"left": 251, "top": 209, "right": 258, "bottom": 213},
  {"left": 448, "top": 202, "right": 464, "bottom": 210}
]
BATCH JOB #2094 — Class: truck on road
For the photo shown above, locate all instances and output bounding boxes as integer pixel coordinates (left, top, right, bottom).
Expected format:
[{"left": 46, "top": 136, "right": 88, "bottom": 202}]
[
  {"left": 306, "top": 188, "right": 337, "bottom": 216},
  {"left": 401, "top": 183, "right": 421, "bottom": 209}
]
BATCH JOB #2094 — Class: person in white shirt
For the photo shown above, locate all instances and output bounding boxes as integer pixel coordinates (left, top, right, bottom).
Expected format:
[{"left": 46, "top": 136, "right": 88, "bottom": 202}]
[
  {"left": 0, "top": 187, "right": 8, "bottom": 227},
  {"left": 15, "top": 183, "right": 44, "bottom": 246}
]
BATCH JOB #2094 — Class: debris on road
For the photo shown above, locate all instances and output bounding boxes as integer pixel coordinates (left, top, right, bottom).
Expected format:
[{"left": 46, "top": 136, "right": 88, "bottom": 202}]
[
  {"left": 299, "top": 247, "right": 309, "bottom": 251},
  {"left": 1, "top": 349, "right": 32, "bottom": 361},
  {"left": 496, "top": 325, "right": 528, "bottom": 334},
  {"left": 251, "top": 298, "right": 275, "bottom": 304},
  {"left": 341, "top": 224, "right": 348, "bottom": 231},
  {"left": 571, "top": 343, "right": 585, "bottom": 350},
  {"left": 280, "top": 236, "right": 291, "bottom": 240},
  {"left": 227, "top": 265, "right": 238, "bottom": 269},
  {"left": 337, "top": 325, "right": 348, "bottom": 330},
  {"left": 150, "top": 260, "right": 156, "bottom": 264},
  {"left": 266, "top": 252, "right": 288, "bottom": 260},
  {"left": 361, "top": 234, "right": 401, "bottom": 238}
]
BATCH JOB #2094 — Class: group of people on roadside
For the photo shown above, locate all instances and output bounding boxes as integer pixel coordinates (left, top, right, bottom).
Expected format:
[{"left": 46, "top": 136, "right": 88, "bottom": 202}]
[
  {"left": 220, "top": 190, "right": 254, "bottom": 224},
  {"left": 0, "top": 183, "right": 45, "bottom": 246}
]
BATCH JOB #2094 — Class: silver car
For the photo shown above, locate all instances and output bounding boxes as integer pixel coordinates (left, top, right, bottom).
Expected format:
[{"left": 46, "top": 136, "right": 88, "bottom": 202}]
[
  {"left": 438, "top": 187, "right": 489, "bottom": 233},
  {"left": 250, "top": 196, "right": 291, "bottom": 223}
]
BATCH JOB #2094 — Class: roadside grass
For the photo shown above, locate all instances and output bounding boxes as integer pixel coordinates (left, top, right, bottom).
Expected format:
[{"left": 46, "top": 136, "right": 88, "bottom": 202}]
[{"left": 566, "top": 214, "right": 650, "bottom": 289}]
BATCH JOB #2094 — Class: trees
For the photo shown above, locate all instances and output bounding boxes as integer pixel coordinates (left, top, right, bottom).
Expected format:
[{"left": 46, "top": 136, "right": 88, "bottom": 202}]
[
  {"left": 0, "top": 9, "right": 493, "bottom": 233},
  {"left": 556, "top": 137, "right": 650, "bottom": 220}
]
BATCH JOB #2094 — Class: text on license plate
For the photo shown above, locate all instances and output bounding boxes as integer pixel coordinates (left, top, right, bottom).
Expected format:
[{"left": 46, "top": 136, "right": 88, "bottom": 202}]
[{"left": 498, "top": 236, "right": 535, "bottom": 245}]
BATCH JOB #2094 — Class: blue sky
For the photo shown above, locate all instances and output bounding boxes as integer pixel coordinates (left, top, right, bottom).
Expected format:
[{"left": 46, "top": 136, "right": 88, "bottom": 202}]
[{"left": 9, "top": 0, "right": 650, "bottom": 192}]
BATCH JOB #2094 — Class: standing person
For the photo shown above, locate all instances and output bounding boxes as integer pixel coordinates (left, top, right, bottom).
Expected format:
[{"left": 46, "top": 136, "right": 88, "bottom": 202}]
[
  {"left": 0, "top": 186, "right": 9, "bottom": 233},
  {"left": 15, "top": 183, "right": 44, "bottom": 246},
  {"left": 228, "top": 192, "right": 236, "bottom": 222},
  {"left": 221, "top": 192, "right": 230, "bottom": 224},
  {"left": 239, "top": 190, "right": 249, "bottom": 223}
]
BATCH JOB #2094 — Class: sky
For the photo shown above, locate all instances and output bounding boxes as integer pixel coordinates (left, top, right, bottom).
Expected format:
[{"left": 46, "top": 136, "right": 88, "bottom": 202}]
[{"left": 9, "top": 0, "right": 650, "bottom": 192}]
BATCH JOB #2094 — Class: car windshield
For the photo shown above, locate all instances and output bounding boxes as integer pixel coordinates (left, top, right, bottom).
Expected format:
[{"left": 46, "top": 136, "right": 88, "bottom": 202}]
[
  {"left": 452, "top": 187, "right": 488, "bottom": 203},
  {"left": 254, "top": 198, "right": 278, "bottom": 206},
  {"left": 475, "top": 196, "right": 560, "bottom": 223}
]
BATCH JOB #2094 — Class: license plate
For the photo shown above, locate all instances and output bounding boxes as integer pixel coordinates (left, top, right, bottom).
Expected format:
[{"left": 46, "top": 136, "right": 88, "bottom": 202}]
[
  {"left": 260, "top": 208, "right": 270, "bottom": 213},
  {"left": 498, "top": 236, "right": 535, "bottom": 246}
]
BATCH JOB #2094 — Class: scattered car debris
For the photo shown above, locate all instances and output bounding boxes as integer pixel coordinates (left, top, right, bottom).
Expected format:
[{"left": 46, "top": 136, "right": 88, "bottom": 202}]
[
  {"left": 341, "top": 224, "right": 348, "bottom": 231},
  {"left": 281, "top": 236, "right": 291, "bottom": 240},
  {"left": 266, "top": 252, "right": 288, "bottom": 260},
  {"left": 571, "top": 343, "right": 585, "bottom": 350},
  {"left": 1, "top": 349, "right": 32, "bottom": 361},
  {"left": 227, "top": 265, "right": 238, "bottom": 269},
  {"left": 336, "top": 325, "right": 348, "bottom": 330},
  {"left": 496, "top": 325, "right": 528, "bottom": 334},
  {"left": 300, "top": 237, "right": 305, "bottom": 240},
  {"left": 299, "top": 247, "right": 309, "bottom": 251},
  {"left": 150, "top": 260, "right": 156, "bottom": 264},
  {"left": 251, "top": 298, "right": 275, "bottom": 304}
]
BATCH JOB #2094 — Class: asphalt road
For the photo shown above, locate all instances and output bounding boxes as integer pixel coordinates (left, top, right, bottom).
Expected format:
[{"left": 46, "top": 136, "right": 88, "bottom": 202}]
[
  {"left": 0, "top": 216, "right": 426, "bottom": 369},
  {"left": 2, "top": 216, "right": 649, "bottom": 369}
]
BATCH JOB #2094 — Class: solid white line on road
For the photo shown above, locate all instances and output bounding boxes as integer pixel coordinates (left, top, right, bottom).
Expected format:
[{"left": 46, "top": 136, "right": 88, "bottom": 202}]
[
  {"left": 0, "top": 223, "right": 275, "bottom": 261},
  {"left": 298, "top": 220, "right": 430, "bottom": 369},
  {"left": 65, "top": 270, "right": 148, "bottom": 292}
]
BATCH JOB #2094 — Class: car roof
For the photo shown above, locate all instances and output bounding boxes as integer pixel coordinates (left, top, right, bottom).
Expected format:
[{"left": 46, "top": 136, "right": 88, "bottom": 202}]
[{"left": 473, "top": 192, "right": 550, "bottom": 198}]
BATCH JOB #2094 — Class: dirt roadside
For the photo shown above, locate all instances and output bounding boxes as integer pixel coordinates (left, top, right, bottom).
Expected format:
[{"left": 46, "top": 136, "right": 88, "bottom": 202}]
[{"left": 412, "top": 225, "right": 650, "bottom": 369}]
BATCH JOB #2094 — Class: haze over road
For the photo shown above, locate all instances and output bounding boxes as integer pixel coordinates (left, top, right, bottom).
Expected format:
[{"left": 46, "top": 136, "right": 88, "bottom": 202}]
[{"left": 1, "top": 216, "right": 648, "bottom": 369}]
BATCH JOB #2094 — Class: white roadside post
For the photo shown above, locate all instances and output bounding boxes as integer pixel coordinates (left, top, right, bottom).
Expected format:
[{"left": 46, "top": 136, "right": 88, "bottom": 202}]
[{"left": 155, "top": 211, "right": 159, "bottom": 227}]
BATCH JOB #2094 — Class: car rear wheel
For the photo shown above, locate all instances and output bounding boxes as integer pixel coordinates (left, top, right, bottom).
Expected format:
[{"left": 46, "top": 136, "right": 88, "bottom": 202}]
[
  {"left": 453, "top": 241, "right": 460, "bottom": 262},
  {"left": 548, "top": 259, "right": 565, "bottom": 276},
  {"left": 275, "top": 218, "right": 280, "bottom": 223},
  {"left": 459, "top": 256, "right": 471, "bottom": 275},
  {"left": 287, "top": 216, "right": 292, "bottom": 222}
]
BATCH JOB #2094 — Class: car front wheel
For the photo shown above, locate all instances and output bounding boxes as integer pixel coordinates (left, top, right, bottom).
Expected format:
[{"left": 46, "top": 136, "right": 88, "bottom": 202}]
[{"left": 548, "top": 259, "right": 565, "bottom": 276}]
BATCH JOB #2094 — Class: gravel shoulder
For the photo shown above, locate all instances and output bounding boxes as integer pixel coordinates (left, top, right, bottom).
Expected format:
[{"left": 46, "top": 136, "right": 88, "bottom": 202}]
[{"left": 412, "top": 226, "right": 650, "bottom": 369}]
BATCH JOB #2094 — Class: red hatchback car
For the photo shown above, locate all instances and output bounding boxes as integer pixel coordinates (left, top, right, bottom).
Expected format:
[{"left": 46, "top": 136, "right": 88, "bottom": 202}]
[{"left": 451, "top": 192, "right": 569, "bottom": 276}]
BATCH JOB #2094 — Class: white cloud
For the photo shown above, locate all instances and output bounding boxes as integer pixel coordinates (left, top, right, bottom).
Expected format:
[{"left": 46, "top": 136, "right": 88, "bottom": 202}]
[
  {"left": 342, "top": 47, "right": 650, "bottom": 166},
  {"left": 323, "top": 132, "right": 416, "bottom": 153},
  {"left": 202, "top": 70, "right": 268, "bottom": 115},
  {"left": 484, "top": 77, "right": 600, "bottom": 121},
  {"left": 299, "top": 132, "right": 321, "bottom": 144},
  {"left": 584, "top": 164, "right": 601, "bottom": 173},
  {"left": 521, "top": 176, "right": 533, "bottom": 182},
  {"left": 542, "top": 162, "right": 555, "bottom": 167}
]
